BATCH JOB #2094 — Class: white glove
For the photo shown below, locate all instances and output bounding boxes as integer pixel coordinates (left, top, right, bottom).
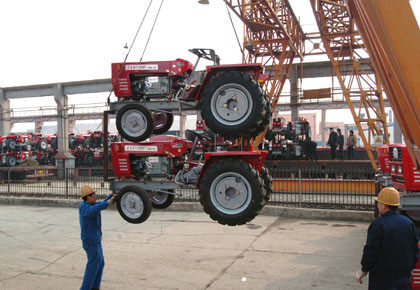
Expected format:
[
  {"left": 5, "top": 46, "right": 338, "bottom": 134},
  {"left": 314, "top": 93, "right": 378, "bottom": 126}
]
[
  {"left": 356, "top": 270, "right": 367, "bottom": 284},
  {"left": 107, "top": 195, "right": 116, "bottom": 206}
]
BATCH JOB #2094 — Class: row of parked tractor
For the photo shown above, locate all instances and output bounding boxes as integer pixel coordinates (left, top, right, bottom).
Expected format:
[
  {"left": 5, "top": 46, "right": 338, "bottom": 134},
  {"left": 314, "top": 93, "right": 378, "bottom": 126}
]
[{"left": 0, "top": 131, "right": 118, "bottom": 167}]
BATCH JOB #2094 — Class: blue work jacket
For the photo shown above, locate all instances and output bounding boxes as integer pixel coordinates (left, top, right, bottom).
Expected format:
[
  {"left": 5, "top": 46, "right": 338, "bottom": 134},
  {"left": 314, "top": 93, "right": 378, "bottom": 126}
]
[
  {"left": 79, "top": 194, "right": 112, "bottom": 245},
  {"left": 361, "top": 210, "right": 419, "bottom": 280}
]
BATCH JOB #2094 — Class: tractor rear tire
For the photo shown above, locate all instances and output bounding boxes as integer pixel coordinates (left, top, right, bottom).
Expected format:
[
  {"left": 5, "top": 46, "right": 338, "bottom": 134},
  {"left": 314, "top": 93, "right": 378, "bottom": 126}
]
[
  {"left": 116, "top": 103, "right": 154, "bottom": 142},
  {"left": 200, "top": 71, "right": 265, "bottom": 139},
  {"left": 150, "top": 189, "right": 175, "bottom": 209},
  {"left": 260, "top": 167, "right": 273, "bottom": 202},
  {"left": 152, "top": 112, "right": 174, "bottom": 135},
  {"left": 199, "top": 158, "right": 265, "bottom": 226},
  {"left": 116, "top": 186, "right": 152, "bottom": 224},
  {"left": 251, "top": 94, "right": 272, "bottom": 138}
]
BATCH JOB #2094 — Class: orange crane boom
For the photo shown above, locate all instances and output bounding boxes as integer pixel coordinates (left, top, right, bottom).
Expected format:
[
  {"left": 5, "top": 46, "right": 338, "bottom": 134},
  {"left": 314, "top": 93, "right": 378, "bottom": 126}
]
[{"left": 347, "top": 0, "right": 420, "bottom": 169}]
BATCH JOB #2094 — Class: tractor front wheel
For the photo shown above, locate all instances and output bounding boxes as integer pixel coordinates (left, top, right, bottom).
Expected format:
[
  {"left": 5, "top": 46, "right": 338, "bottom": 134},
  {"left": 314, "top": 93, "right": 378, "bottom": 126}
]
[
  {"left": 116, "top": 103, "right": 154, "bottom": 142},
  {"left": 199, "top": 159, "right": 265, "bottom": 226},
  {"left": 152, "top": 112, "right": 174, "bottom": 135},
  {"left": 116, "top": 186, "right": 152, "bottom": 224},
  {"left": 150, "top": 189, "right": 175, "bottom": 209}
]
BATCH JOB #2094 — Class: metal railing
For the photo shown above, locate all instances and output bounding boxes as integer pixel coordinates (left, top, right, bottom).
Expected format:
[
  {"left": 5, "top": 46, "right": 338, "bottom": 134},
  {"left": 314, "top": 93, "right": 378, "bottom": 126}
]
[{"left": 0, "top": 167, "right": 375, "bottom": 211}]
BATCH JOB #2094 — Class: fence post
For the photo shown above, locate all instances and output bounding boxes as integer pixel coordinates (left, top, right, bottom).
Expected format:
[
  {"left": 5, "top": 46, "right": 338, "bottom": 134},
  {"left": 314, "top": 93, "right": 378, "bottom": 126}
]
[
  {"left": 65, "top": 168, "right": 69, "bottom": 199},
  {"left": 374, "top": 180, "right": 380, "bottom": 218},
  {"left": 298, "top": 169, "right": 302, "bottom": 207},
  {"left": 7, "top": 168, "right": 10, "bottom": 194}
]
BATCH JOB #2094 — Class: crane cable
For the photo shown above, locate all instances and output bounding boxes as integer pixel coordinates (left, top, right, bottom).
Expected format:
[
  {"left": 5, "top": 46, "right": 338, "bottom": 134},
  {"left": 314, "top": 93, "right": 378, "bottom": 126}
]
[
  {"left": 140, "top": 0, "right": 165, "bottom": 62},
  {"left": 106, "top": 0, "right": 153, "bottom": 105},
  {"left": 225, "top": 3, "right": 244, "bottom": 60}
]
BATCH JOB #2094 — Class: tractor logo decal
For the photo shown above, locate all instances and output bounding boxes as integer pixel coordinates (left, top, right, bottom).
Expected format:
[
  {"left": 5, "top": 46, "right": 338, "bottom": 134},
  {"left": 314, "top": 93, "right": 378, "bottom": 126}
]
[
  {"left": 125, "top": 64, "right": 158, "bottom": 71},
  {"left": 124, "top": 145, "right": 158, "bottom": 152}
]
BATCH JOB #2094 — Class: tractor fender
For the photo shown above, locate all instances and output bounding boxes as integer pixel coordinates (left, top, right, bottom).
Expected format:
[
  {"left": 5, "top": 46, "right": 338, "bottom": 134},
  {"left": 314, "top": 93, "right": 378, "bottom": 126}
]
[{"left": 196, "top": 150, "right": 268, "bottom": 187}]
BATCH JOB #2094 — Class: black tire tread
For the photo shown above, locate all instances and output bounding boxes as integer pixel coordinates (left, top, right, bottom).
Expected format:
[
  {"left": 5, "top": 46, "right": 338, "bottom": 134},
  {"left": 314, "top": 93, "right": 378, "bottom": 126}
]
[
  {"left": 260, "top": 167, "right": 273, "bottom": 202},
  {"left": 251, "top": 94, "right": 272, "bottom": 138},
  {"left": 151, "top": 189, "right": 175, "bottom": 209},
  {"left": 116, "top": 103, "right": 154, "bottom": 142},
  {"left": 116, "top": 186, "right": 152, "bottom": 224},
  {"left": 153, "top": 112, "right": 174, "bottom": 135},
  {"left": 200, "top": 71, "right": 266, "bottom": 139},
  {"left": 199, "top": 158, "right": 265, "bottom": 226}
]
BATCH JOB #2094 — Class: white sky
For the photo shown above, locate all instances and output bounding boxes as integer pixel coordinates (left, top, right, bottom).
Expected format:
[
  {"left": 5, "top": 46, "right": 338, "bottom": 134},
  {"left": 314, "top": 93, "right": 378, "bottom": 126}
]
[{"left": 1, "top": 0, "right": 419, "bottom": 132}]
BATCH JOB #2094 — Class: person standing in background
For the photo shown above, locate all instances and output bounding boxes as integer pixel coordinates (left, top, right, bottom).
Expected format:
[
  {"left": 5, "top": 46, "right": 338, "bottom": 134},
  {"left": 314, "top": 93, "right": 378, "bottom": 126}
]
[
  {"left": 346, "top": 130, "right": 357, "bottom": 160},
  {"left": 327, "top": 128, "right": 338, "bottom": 160},
  {"left": 337, "top": 128, "right": 344, "bottom": 160}
]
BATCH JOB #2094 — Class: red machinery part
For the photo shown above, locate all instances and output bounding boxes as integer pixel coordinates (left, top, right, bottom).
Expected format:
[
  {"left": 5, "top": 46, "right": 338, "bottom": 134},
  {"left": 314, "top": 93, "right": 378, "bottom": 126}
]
[
  {"left": 111, "top": 135, "right": 192, "bottom": 178},
  {"left": 389, "top": 144, "right": 420, "bottom": 192},
  {"left": 112, "top": 59, "right": 193, "bottom": 98}
]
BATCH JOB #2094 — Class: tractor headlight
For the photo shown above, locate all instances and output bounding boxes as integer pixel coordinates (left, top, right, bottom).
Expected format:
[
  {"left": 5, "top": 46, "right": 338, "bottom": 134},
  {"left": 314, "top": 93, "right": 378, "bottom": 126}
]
[
  {"left": 391, "top": 165, "right": 396, "bottom": 173},
  {"left": 398, "top": 165, "right": 403, "bottom": 175}
]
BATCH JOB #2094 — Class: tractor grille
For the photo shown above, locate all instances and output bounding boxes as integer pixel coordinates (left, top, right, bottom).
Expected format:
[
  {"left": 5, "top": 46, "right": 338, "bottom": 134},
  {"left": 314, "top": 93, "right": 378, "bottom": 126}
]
[
  {"left": 118, "top": 78, "right": 129, "bottom": 91},
  {"left": 414, "top": 167, "right": 420, "bottom": 184},
  {"left": 118, "top": 158, "right": 129, "bottom": 172}
]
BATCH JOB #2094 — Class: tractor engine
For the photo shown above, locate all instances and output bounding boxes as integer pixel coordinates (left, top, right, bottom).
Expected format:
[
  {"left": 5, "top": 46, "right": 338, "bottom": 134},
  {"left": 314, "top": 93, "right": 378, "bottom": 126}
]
[
  {"left": 112, "top": 59, "right": 194, "bottom": 100},
  {"left": 111, "top": 135, "right": 192, "bottom": 181},
  {"left": 130, "top": 155, "right": 174, "bottom": 179}
]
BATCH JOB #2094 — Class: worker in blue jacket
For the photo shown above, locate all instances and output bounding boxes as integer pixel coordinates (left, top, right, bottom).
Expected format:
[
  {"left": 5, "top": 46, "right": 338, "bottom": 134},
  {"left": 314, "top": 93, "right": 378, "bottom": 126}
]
[
  {"left": 79, "top": 185, "right": 116, "bottom": 290},
  {"left": 356, "top": 187, "right": 419, "bottom": 289}
]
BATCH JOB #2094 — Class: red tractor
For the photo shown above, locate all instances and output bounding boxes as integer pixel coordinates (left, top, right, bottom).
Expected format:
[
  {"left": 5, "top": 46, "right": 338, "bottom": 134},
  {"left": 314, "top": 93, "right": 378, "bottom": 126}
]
[
  {"left": 110, "top": 131, "right": 272, "bottom": 226},
  {"left": 111, "top": 48, "right": 271, "bottom": 143},
  {"left": 376, "top": 144, "right": 420, "bottom": 222}
]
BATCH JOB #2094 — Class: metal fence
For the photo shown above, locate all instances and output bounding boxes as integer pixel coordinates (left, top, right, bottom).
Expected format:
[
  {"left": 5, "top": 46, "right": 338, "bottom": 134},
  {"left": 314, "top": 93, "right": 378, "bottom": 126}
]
[{"left": 0, "top": 167, "right": 375, "bottom": 211}]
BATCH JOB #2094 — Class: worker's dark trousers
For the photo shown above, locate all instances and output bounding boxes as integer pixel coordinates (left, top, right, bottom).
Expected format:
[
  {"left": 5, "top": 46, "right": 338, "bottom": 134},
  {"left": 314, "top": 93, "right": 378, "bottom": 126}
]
[
  {"left": 368, "top": 277, "right": 410, "bottom": 290},
  {"left": 330, "top": 146, "right": 337, "bottom": 160},
  {"left": 338, "top": 146, "right": 344, "bottom": 160},
  {"left": 81, "top": 242, "right": 104, "bottom": 290},
  {"left": 347, "top": 146, "right": 355, "bottom": 160}
]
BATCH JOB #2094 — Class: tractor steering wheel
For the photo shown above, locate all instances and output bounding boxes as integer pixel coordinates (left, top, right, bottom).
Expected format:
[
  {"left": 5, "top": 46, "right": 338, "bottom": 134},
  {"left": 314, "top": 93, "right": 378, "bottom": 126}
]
[{"left": 186, "top": 129, "right": 212, "bottom": 141}]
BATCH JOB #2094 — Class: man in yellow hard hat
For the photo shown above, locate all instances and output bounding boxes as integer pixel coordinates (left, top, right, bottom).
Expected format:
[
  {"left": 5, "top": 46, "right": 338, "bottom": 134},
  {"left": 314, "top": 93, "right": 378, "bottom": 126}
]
[
  {"left": 79, "top": 185, "right": 116, "bottom": 290},
  {"left": 356, "top": 187, "right": 419, "bottom": 289}
]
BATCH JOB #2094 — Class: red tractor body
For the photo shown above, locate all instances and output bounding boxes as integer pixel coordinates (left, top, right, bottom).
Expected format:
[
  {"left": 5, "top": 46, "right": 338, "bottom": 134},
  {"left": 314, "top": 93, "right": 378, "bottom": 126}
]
[
  {"left": 110, "top": 49, "right": 271, "bottom": 143},
  {"left": 388, "top": 144, "right": 420, "bottom": 192},
  {"left": 111, "top": 135, "right": 192, "bottom": 178},
  {"left": 109, "top": 131, "right": 271, "bottom": 226}
]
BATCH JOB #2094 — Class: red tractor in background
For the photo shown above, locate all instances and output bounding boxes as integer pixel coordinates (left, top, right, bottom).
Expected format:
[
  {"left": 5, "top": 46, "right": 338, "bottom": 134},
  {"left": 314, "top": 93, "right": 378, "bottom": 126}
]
[
  {"left": 111, "top": 48, "right": 271, "bottom": 143},
  {"left": 376, "top": 144, "right": 420, "bottom": 222}
]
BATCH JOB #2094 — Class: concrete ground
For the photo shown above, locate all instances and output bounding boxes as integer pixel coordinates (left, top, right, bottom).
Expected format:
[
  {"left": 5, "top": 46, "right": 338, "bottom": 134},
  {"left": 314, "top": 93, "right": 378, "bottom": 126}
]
[{"left": 0, "top": 204, "right": 370, "bottom": 290}]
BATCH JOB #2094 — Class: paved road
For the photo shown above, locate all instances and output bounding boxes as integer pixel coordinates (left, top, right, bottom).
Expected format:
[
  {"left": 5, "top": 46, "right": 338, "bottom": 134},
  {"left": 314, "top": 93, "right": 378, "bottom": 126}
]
[{"left": 0, "top": 204, "right": 369, "bottom": 290}]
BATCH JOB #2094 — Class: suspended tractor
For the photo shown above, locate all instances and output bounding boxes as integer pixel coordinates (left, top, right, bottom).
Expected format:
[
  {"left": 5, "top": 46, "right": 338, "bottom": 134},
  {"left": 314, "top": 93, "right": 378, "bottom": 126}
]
[
  {"left": 111, "top": 48, "right": 272, "bottom": 142},
  {"left": 109, "top": 131, "right": 272, "bottom": 226}
]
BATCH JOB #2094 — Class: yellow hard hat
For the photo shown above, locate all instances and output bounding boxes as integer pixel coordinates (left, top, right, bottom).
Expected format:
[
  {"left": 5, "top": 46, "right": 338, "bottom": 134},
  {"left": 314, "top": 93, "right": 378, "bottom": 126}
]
[
  {"left": 374, "top": 187, "right": 400, "bottom": 206},
  {"left": 80, "top": 185, "right": 95, "bottom": 199}
]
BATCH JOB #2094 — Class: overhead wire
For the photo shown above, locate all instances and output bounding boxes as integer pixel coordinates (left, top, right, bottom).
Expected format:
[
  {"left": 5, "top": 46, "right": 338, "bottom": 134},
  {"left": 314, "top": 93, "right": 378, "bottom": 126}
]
[
  {"left": 225, "top": 2, "right": 244, "bottom": 60},
  {"left": 140, "top": 0, "right": 165, "bottom": 62},
  {"left": 106, "top": 0, "right": 153, "bottom": 105}
]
